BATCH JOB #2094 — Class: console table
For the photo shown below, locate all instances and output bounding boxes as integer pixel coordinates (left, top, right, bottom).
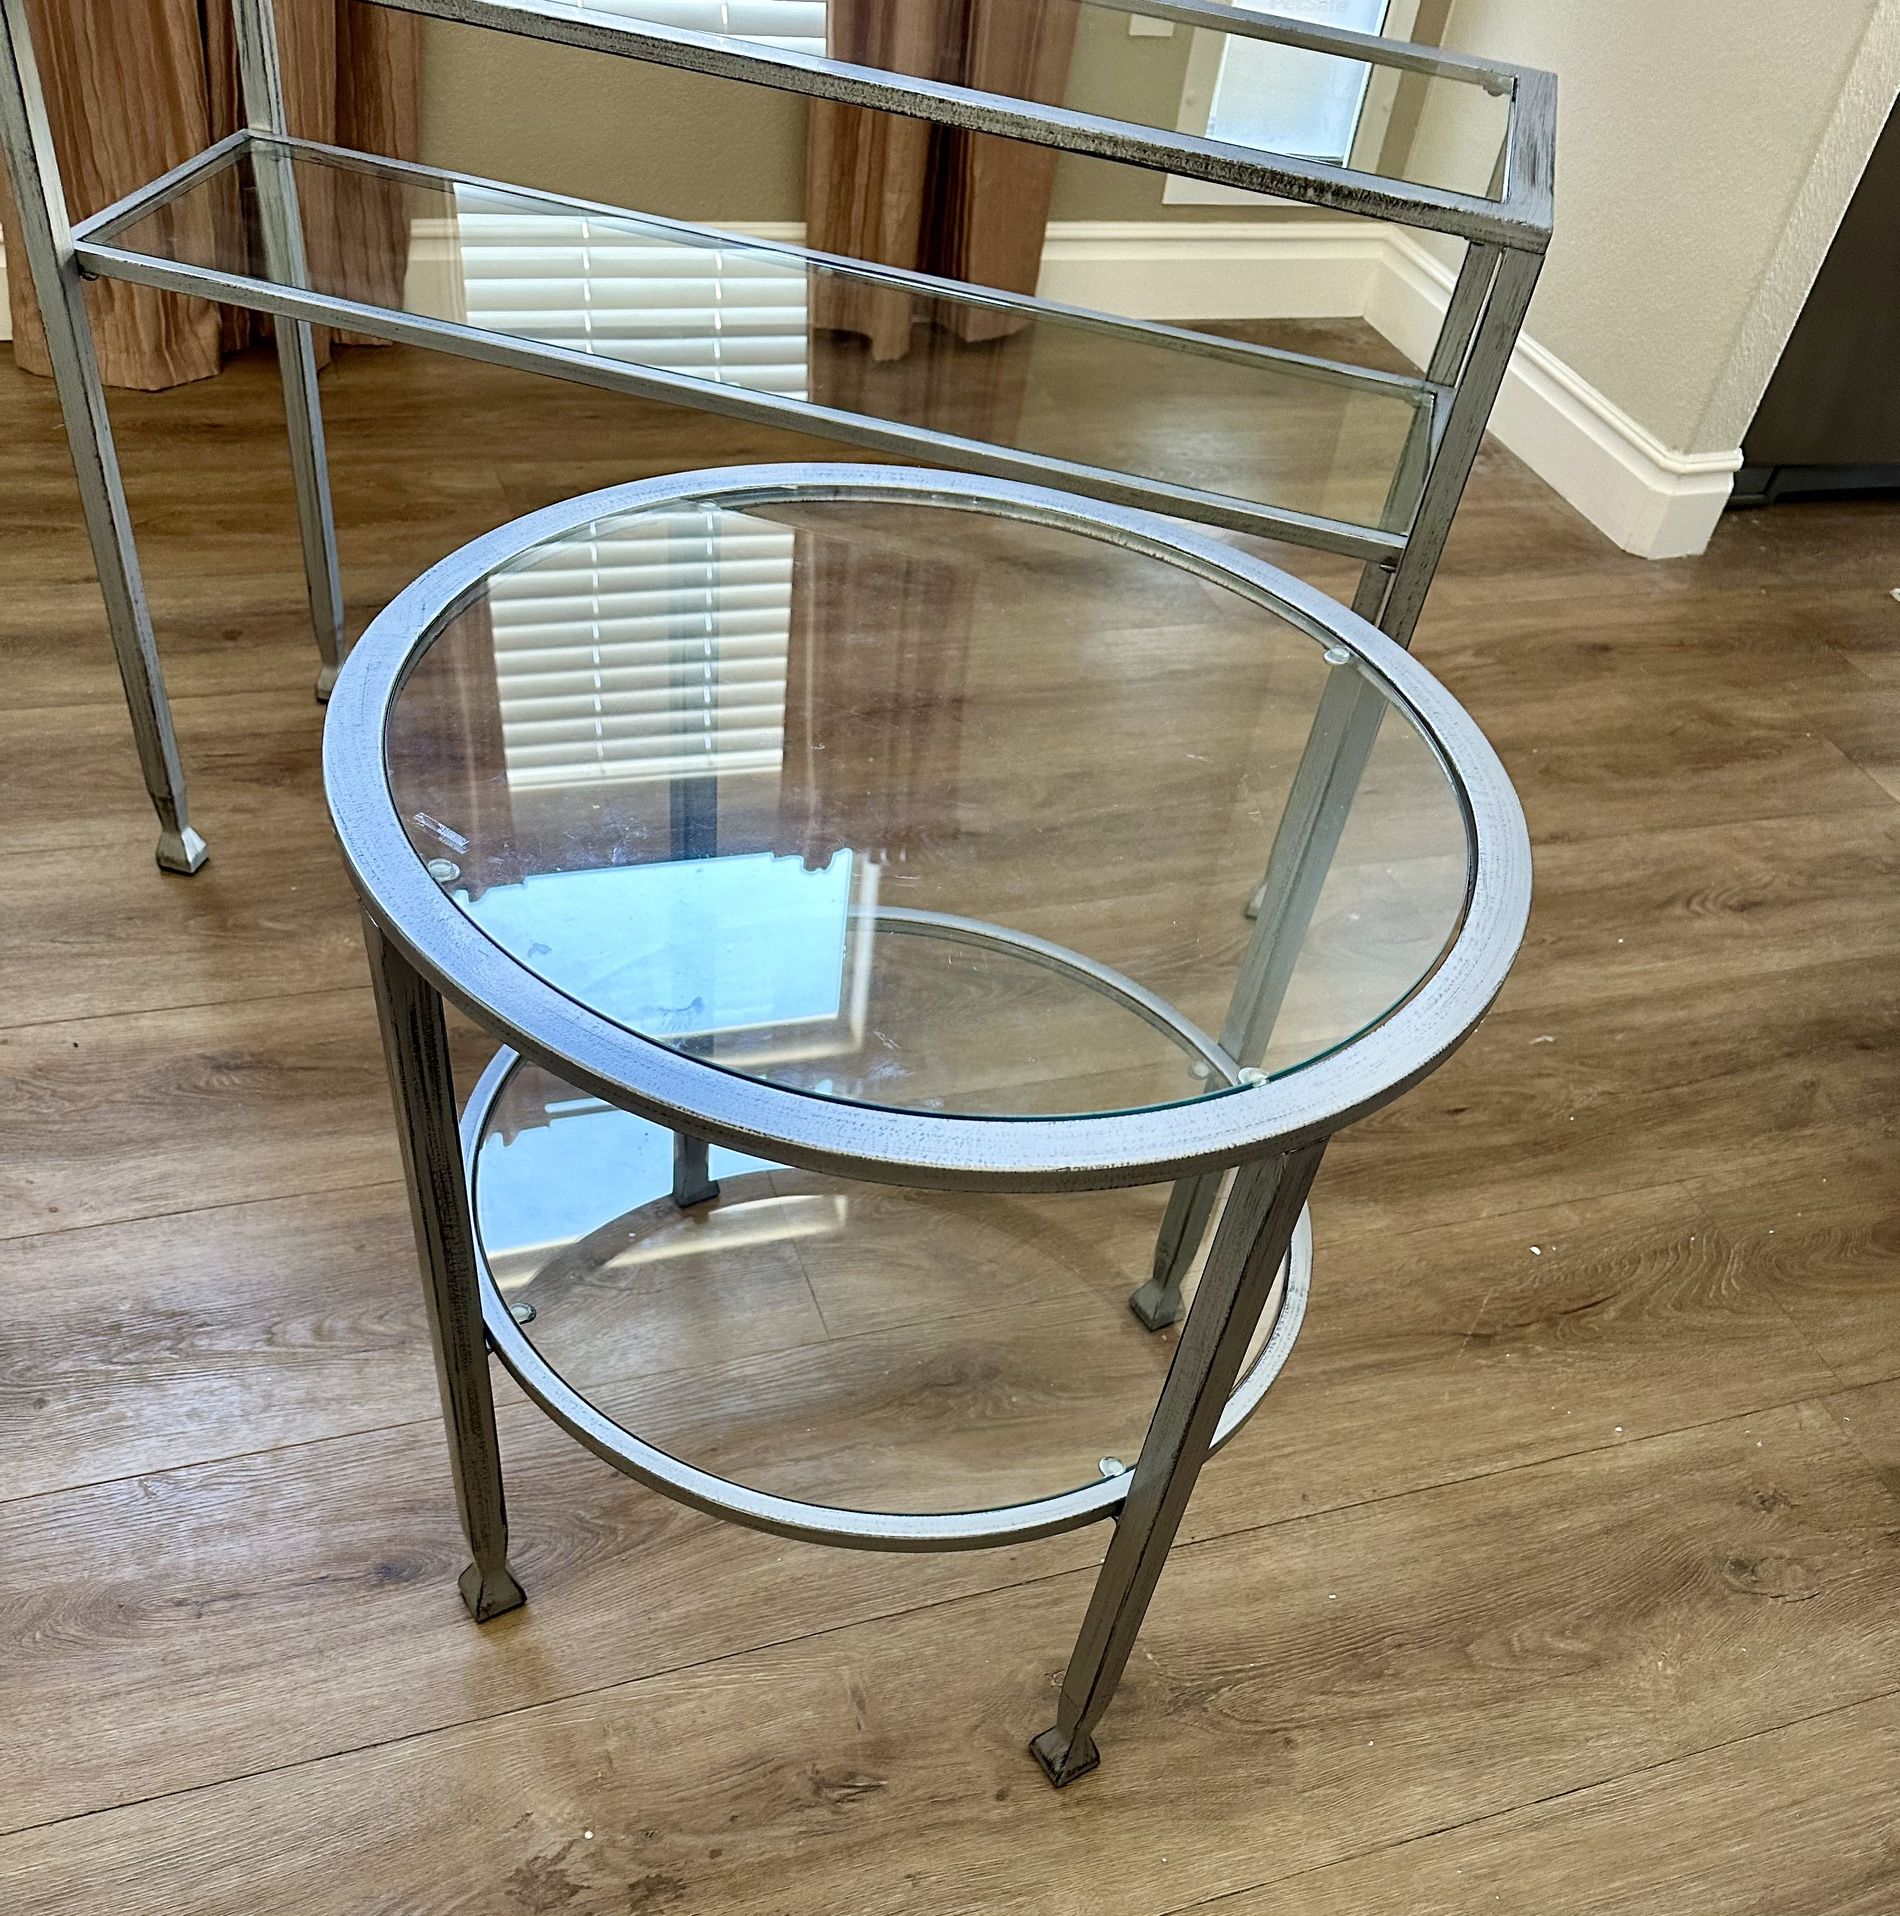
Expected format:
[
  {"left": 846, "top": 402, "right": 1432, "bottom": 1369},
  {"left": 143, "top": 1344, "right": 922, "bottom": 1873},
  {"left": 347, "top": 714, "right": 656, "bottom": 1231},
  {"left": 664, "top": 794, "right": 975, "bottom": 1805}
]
[{"left": 0, "top": 0, "right": 1552, "bottom": 874}]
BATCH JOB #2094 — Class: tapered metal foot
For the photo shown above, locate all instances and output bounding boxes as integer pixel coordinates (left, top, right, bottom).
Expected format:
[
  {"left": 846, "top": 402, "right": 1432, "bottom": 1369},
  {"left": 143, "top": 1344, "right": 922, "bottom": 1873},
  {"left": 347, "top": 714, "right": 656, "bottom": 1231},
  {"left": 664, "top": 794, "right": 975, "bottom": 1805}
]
[
  {"left": 156, "top": 826, "right": 209, "bottom": 874},
  {"left": 315, "top": 662, "right": 339, "bottom": 702},
  {"left": 365, "top": 917, "right": 525, "bottom": 1642},
  {"left": 1030, "top": 1726, "right": 1100, "bottom": 1788},
  {"left": 458, "top": 1559, "right": 526, "bottom": 1623},
  {"left": 672, "top": 1131, "right": 720, "bottom": 1209},
  {"left": 1127, "top": 1275, "right": 1184, "bottom": 1331}
]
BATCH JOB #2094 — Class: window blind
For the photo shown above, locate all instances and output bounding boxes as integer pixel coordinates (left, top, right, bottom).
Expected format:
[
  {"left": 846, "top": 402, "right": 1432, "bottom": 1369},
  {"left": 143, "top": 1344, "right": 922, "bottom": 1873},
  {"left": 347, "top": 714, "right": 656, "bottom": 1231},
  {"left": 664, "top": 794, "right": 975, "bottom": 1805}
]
[{"left": 484, "top": 510, "right": 795, "bottom": 790}]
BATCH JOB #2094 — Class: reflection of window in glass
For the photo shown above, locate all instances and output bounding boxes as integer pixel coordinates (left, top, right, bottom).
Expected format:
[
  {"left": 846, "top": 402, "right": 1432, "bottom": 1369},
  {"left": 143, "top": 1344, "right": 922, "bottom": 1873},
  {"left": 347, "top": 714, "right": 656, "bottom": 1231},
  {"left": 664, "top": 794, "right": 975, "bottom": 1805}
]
[
  {"left": 1166, "top": 0, "right": 1419, "bottom": 206},
  {"left": 460, "top": 848, "right": 877, "bottom": 1050},
  {"left": 562, "top": 1, "right": 826, "bottom": 55},
  {"left": 451, "top": 190, "right": 811, "bottom": 393}
]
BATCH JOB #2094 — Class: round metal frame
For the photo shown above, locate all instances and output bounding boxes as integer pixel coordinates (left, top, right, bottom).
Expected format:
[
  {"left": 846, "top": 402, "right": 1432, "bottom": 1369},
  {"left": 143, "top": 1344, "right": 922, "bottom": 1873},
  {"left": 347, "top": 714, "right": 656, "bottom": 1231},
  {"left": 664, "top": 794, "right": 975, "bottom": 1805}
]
[{"left": 326, "top": 462, "right": 1532, "bottom": 1196}]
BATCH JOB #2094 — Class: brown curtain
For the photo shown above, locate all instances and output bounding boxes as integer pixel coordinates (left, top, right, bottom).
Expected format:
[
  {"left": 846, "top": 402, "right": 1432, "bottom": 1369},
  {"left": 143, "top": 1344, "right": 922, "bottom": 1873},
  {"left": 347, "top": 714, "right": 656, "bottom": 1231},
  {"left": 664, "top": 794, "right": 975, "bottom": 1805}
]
[
  {"left": 807, "top": 0, "right": 1081, "bottom": 360},
  {"left": 0, "top": 0, "right": 419, "bottom": 390}
]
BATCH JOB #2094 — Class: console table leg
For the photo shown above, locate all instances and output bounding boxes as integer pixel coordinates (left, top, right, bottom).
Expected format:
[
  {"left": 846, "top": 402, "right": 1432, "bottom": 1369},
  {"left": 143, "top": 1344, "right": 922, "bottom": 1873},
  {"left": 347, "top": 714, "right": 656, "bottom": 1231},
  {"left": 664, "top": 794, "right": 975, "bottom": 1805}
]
[
  {"left": 1129, "top": 1172, "right": 1220, "bottom": 1329},
  {"left": 269, "top": 314, "right": 347, "bottom": 700},
  {"left": 233, "top": 0, "right": 348, "bottom": 699},
  {"left": 671, "top": 1131, "right": 720, "bottom": 1209},
  {"left": 363, "top": 916, "right": 526, "bottom": 1623},
  {"left": 1037, "top": 1141, "right": 1325, "bottom": 1787},
  {"left": 1138, "top": 662, "right": 1387, "bottom": 1320},
  {"left": 0, "top": 0, "right": 204, "bottom": 875}
]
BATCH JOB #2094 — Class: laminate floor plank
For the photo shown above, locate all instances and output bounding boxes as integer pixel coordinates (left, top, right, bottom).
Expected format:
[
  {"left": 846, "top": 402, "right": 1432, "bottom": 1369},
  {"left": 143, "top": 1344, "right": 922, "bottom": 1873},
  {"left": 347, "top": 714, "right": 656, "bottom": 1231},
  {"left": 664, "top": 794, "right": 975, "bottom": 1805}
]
[
  {"left": 0, "top": 989, "right": 396, "bottom": 1242},
  {"left": 1315, "top": 953, "right": 1900, "bottom": 1237},
  {"left": 0, "top": 833, "right": 361, "bottom": 1030},
  {"left": 1, "top": 324, "right": 1896, "bottom": 1911},
  {"left": 1182, "top": 1687, "right": 1900, "bottom": 1916},
  {"left": 1818, "top": 1380, "right": 1900, "bottom": 1500},
  {"left": 1695, "top": 1159, "right": 1900, "bottom": 1389},
  {"left": 0, "top": 684, "right": 336, "bottom": 861},
  {"left": 1, "top": 1404, "right": 1892, "bottom": 1913},
  {"left": 0, "top": 1185, "right": 429, "bottom": 1503}
]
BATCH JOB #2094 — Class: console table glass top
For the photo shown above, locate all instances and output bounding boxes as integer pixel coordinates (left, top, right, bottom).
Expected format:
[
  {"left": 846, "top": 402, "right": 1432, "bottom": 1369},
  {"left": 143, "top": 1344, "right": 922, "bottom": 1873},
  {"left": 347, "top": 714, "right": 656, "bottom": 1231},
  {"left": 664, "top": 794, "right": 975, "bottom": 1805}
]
[
  {"left": 100, "top": 138, "right": 1438, "bottom": 542},
  {"left": 382, "top": 486, "right": 1471, "bottom": 1124}
]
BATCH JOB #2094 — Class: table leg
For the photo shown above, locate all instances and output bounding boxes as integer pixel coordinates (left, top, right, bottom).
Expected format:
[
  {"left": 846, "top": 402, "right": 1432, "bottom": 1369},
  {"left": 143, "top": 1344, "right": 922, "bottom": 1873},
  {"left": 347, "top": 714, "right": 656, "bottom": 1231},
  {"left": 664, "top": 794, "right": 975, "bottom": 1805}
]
[
  {"left": 1035, "top": 1139, "right": 1325, "bottom": 1786},
  {"left": 363, "top": 916, "right": 526, "bottom": 1623},
  {"left": 1134, "top": 661, "right": 1385, "bottom": 1330},
  {"left": 1129, "top": 1173, "right": 1221, "bottom": 1330},
  {"left": 0, "top": 0, "right": 204, "bottom": 874},
  {"left": 233, "top": 0, "right": 348, "bottom": 699},
  {"left": 671, "top": 1131, "right": 720, "bottom": 1209}
]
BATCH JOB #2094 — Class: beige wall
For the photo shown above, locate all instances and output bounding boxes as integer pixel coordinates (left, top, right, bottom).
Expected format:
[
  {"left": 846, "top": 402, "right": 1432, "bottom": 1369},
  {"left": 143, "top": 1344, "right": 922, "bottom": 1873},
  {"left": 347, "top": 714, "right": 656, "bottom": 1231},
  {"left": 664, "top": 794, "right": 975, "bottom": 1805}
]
[
  {"left": 419, "top": 20, "right": 808, "bottom": 222},
  {"left": 1429, "top": 0, "right": 1887, "bottom": 455}
]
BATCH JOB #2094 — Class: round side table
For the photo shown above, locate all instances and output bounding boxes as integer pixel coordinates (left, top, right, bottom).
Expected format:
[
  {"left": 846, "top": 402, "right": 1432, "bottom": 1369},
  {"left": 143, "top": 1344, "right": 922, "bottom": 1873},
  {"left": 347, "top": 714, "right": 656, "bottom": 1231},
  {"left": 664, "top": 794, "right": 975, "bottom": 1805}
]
[{"left": 323, "top": 464, "right": 1530, "bottom": 1788}]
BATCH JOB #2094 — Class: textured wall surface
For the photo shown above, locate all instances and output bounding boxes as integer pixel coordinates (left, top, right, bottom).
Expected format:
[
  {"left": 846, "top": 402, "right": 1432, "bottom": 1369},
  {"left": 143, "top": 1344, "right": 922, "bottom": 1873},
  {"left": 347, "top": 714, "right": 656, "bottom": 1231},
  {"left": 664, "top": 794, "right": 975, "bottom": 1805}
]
[
  {"left": 1432, "top": 0, "right": 1890, "bottom": 454},
  {"left": 419, "top": 20, "right": 809, "bottom": 223}
]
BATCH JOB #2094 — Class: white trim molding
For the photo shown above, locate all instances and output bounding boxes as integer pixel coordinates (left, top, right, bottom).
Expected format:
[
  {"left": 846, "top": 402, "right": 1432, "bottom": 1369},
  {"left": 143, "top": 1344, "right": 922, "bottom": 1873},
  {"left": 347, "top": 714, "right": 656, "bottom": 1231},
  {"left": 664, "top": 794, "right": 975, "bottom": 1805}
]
[
  {"left": 1035, "top": 217, "right": 1384, "bottom": 322},
  {"left": 1373, "top": 229, "right": 1741, "bottom": 559}
]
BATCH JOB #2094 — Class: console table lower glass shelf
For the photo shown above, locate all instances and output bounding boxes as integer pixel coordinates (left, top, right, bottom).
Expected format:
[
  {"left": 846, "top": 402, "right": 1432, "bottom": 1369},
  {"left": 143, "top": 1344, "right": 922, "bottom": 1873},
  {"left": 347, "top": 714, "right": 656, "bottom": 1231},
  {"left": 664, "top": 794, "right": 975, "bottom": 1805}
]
[{"left": 323, "top": 463, "right": 1530, "bottom": 1788}]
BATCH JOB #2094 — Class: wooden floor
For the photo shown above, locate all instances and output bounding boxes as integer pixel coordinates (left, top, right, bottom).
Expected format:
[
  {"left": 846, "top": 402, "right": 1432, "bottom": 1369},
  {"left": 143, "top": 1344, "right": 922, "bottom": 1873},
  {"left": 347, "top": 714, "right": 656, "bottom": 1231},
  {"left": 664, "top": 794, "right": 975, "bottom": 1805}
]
[{"left": 2, "top": 328, "right": 1899, "bottom": 1914}]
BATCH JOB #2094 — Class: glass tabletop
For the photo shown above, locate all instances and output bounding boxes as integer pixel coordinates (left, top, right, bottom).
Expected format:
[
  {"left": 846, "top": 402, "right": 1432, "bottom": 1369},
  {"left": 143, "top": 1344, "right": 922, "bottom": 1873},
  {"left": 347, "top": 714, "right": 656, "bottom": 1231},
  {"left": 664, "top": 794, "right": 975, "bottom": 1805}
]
[
  {"left": 104, "top": 138, "right": 1435, "bottom": 536},
  {"left": 472, "top": 1054, "right": 1291, "bottom": 1514},
  {"left": 383, "top": 487, "right": 1471, "bottom": 1122},
  {"left": 495, "top": 0, "right": 1514, "bottom": 201}
]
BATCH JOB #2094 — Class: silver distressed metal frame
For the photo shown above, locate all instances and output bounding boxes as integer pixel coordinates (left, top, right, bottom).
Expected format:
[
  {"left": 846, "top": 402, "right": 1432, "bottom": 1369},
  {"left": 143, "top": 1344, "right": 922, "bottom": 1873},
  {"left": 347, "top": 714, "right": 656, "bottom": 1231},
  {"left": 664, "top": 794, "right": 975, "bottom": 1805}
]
[
  {"left": 0, "top": 0, "right": 1552, "bottom": 870},
  {"left": 0, "top": 0, "right": 205, "bottom": 872},
  {"left": 326, "top": 464, "right": 1532, "bottom": 1787}
]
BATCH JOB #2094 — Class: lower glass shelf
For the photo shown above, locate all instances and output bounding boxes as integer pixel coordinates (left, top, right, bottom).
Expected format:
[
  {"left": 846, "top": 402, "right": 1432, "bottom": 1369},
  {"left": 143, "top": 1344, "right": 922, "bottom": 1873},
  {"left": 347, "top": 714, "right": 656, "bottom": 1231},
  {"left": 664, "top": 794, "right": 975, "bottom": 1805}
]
[
  {"left": 465, "top": 1049, "right": 1310, "bottom": 1545},
  {"left": 74, "top": 131, "right": 1436, "bottom": 557}
]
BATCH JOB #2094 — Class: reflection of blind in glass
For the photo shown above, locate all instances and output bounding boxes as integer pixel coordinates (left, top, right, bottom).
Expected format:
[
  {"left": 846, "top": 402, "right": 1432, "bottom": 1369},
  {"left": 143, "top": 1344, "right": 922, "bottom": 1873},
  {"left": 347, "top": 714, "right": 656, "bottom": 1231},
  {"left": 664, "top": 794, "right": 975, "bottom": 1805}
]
[
  {"left": 449, "top": 177, "right": 807, "bottom": 794},
  {"left": 451, "top": 198, "right": 811, "bottom": 394},
  {"left": 559, "top": 0, "right": 826, "bottom": 54},
  {"left": 485, "top": 510, "right": 794, "bottom": 791}
]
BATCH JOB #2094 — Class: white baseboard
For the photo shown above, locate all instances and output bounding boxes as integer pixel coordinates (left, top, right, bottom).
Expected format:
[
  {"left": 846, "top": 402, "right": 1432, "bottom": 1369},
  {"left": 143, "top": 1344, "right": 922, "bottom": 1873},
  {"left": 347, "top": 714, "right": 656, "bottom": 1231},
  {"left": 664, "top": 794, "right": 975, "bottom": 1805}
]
[
  {"left": 1035, "top": 218, "right": 1383, "bottom": 323},
  {"left": 1375, "top": 230, "right": 1739, "bottom": 559}
]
